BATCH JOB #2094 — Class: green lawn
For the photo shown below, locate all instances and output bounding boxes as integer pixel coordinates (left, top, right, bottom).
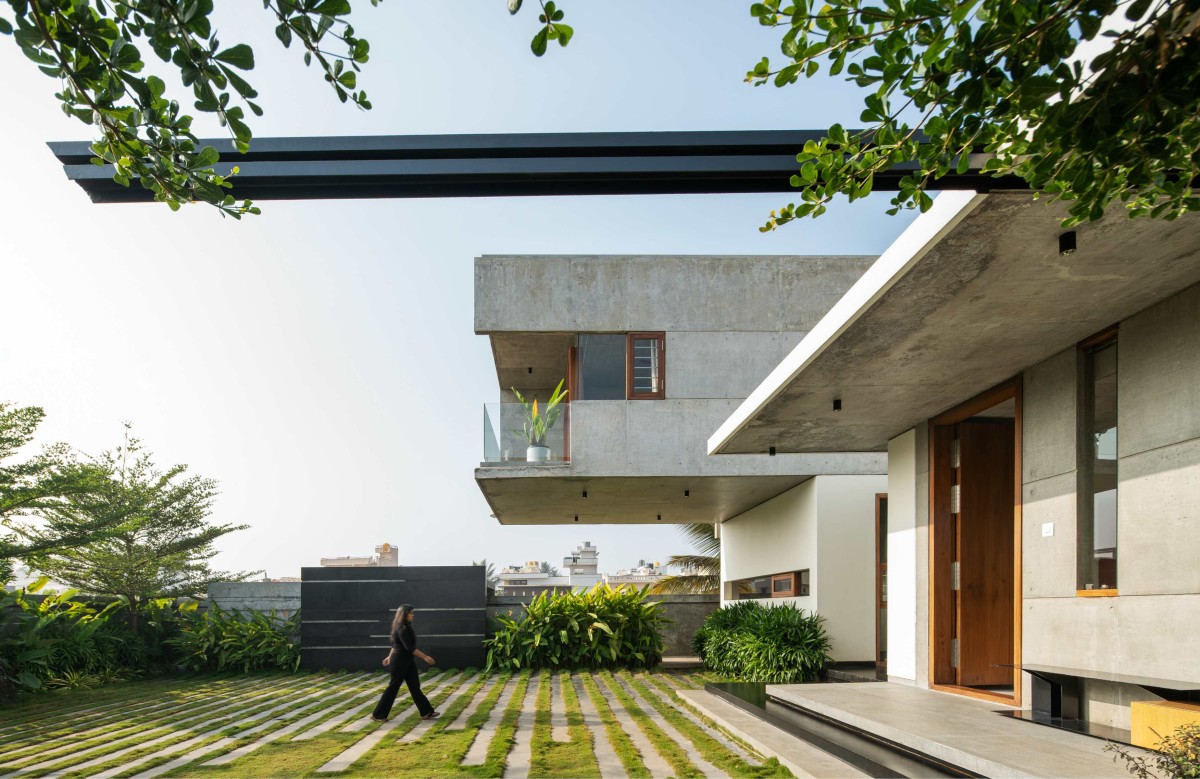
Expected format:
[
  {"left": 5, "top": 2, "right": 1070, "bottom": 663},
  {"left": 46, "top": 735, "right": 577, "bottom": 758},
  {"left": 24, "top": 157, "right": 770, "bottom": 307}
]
[{"left": 0, "top": 668, "right": 791, "bottom": 778}]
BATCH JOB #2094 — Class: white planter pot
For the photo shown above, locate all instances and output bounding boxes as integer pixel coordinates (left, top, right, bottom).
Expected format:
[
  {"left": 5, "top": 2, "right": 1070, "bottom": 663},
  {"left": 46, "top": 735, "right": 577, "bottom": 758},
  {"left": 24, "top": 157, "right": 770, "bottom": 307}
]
[{"left": 526, "top": 445, "right": 551, "bottom": 462}]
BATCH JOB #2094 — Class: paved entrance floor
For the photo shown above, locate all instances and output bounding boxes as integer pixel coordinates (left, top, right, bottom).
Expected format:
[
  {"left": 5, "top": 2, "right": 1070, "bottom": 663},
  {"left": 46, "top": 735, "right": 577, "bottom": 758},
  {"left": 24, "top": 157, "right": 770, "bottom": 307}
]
[
  {"left": 0, "top": 669, "right": 793, "bottom": 778},
  {"left": 768, "top": 682, "right": 1141, "bottom": 778}
]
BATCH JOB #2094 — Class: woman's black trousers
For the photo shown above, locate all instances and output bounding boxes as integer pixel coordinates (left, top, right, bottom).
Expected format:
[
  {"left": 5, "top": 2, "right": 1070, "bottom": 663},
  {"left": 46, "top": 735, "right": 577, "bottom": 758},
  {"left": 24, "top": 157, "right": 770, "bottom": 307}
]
[{"left": 372, "top": 657, "right": 433, "bottom": 719}]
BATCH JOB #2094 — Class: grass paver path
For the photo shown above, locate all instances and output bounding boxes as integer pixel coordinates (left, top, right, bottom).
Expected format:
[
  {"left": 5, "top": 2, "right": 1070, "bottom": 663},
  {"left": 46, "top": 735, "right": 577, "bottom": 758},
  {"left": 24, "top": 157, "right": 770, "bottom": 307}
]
[{"left": 1, "top": 668, "right": 790, "bottom": 778}]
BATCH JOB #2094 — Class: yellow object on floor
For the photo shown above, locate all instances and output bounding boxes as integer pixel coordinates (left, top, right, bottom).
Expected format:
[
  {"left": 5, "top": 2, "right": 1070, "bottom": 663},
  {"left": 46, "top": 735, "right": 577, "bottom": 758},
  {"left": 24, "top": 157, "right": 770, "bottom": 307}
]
[{"left": 1131, "top": 700, "right": 1200, "bottom": 749}]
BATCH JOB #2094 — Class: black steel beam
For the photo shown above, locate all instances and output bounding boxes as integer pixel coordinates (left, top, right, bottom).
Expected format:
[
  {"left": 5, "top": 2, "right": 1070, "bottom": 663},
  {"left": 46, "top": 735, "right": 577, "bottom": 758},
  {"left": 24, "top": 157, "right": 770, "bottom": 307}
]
[{"left": 48, "top": 130, "right": 1028, "bottom": 203}]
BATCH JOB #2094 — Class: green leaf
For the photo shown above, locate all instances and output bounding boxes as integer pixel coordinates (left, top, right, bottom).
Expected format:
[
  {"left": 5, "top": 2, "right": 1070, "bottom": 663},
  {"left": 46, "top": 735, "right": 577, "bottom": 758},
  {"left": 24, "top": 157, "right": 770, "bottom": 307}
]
[
  {"left": 531, "top": 28, "right": 548, "bottom": 56},
  {"left": 214, "top": 44, "right": 255, "bottom": 71},
  {"left": 194, "top": 146, "right": 220, "bottom": 168}
]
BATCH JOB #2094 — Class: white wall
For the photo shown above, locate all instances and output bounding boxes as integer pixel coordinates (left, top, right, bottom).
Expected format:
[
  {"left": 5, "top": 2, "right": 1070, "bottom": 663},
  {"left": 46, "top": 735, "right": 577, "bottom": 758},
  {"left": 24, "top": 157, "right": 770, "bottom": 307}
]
[
  {"left": 721, "top": 478, "right": 819, "bottom": 587},
  {"left": 887, "top": 429, "right": 918, "bottom": 682},
  {"left": 720, "top": 474, "right": 884, "bottom": 662},
  {"left": 814, "top": 475, "right": 886, "bottom": 662}
]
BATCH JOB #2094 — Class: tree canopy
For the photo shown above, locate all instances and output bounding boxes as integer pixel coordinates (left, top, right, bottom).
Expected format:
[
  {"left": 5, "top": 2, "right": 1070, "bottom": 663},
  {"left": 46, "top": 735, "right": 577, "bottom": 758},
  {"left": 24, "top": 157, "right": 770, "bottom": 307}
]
[
  {"left": 518, "top": 0, "right": 1200, "bottom": 228},
  {"left": 25, "top": 425, "right": 256, "bottom": 629},
  {"left": 2, "top": 0, "right": 379, "bottom": 217},
  {"left": 4, "top": 0, "right": 1196, "bottom": 225},
  {"left": 0, "top": 402, "right": 113, "bottom": 585}
]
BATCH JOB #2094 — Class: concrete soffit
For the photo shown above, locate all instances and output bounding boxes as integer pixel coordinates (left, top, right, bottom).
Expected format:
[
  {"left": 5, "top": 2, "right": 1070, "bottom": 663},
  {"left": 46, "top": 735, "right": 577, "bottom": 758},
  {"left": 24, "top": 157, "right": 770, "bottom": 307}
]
[{"left": 707, "top": 191, "right": 987, "bottom": 455}]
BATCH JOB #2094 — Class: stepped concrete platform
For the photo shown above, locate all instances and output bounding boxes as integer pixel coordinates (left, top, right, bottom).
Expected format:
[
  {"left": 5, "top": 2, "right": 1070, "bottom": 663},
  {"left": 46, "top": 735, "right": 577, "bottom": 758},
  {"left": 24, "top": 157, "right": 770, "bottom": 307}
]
[{"left": 767, "top": 682, "right": 1147, "bottom": 778}]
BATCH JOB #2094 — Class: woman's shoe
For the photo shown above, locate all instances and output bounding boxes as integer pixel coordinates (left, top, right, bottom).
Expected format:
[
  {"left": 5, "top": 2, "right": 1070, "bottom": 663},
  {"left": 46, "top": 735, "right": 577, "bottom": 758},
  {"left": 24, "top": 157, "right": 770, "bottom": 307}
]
[
  {"left": 370, "top": 715, "right": 388, "bottom": 722},
  {"left": 421, "top": 711, "right": 441, "bottom": 719}
]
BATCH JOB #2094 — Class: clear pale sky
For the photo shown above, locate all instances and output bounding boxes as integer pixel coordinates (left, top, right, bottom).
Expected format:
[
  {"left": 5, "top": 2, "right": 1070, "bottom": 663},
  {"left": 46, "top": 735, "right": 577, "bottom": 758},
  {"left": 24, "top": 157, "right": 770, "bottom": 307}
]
[{"left": 0, "top": 2, "right": 919, "bottom": 579}]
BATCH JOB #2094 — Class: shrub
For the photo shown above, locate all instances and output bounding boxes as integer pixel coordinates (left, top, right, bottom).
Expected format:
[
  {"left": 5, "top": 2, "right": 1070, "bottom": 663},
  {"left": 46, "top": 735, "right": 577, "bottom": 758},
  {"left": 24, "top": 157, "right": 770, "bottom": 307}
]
[
  {"left": 692, "top": 601, "right": 831, "bottom": 683},
  {"left": 168, "top": 603, "right": 301, "bottom": 673},
  {"left": 1106, "top": 722, "right": 1200, "bottom": 779},
  {"left": 484, "top": 584, "right": 667, "bottom": 672},
  {"left": 0, "top": 579, "right": 145, "bottom": 698}
]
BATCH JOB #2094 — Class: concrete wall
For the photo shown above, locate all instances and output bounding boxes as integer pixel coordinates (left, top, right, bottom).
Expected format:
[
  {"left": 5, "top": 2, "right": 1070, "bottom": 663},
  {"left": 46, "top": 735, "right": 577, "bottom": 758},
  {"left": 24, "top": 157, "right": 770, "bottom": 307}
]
[
  {"left": 719, "top": 475, "right": 885, "bottom": 663},
  {"left": 568, "top": 400, "right": 884, "bottom": 478},
  {"left": 207, "top": 582, "right": 301, "bottom": 617},
  {"left": 886, "top": 428, "right": 930, "bottom": 685},
  {"left": 486, "top": 593, "right": 718, "bottom": 658},
  {"left": 1021, "top": 281, "right": 1200, "bottom": 729},
  {"left": 476, "top": 255, "right": 877, "bottom": 336}
]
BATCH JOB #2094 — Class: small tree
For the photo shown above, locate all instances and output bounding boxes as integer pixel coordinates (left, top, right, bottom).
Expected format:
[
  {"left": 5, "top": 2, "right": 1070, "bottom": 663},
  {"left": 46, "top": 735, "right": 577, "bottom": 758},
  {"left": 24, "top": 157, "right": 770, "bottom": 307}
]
[
  {"left": 26, "top": 425, "right": 257, "bottom": 631},
  {"left": 1, "top": 402, "right": 113, "bottom": 585},
  {"left": 538, "top": 561, "right": 559, "bottom": 576}
]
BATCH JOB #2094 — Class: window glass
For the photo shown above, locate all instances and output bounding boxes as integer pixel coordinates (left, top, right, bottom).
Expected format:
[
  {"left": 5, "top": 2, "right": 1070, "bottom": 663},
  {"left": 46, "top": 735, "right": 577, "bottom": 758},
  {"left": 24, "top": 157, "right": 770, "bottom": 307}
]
[
  {"left": 1080, "top": 340, "right": 1118, "bottom": 590},
  {"left": 577, "top": 334, "right": 626, "bottom": 400}
]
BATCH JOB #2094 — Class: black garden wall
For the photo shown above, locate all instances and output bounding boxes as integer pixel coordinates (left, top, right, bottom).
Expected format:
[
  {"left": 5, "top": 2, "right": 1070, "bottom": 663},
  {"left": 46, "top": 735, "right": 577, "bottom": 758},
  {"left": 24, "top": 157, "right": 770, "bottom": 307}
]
[{"left": 299, "top": 566, "right": 486, "bottom": 671}]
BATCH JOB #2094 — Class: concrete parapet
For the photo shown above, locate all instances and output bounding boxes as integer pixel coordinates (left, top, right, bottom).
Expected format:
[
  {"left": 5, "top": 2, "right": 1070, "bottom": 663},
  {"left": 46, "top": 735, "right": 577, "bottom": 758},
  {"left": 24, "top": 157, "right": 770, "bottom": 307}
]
[{"left": 207, "top": 581, "right": 301, "bottom": 617}]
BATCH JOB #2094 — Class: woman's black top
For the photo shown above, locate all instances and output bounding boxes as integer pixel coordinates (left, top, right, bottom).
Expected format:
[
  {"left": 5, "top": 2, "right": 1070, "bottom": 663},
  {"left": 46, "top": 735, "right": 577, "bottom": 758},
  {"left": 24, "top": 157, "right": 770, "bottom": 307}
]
[{"left": 391, "top": 624, "right": 416, "bottom": 660}]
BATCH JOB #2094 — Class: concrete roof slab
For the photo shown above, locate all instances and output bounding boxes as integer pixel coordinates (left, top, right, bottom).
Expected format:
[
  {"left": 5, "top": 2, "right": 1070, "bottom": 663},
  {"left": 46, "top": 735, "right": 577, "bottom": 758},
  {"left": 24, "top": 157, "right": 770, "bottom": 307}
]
[
  {"left": 710, "top": 191, "right": 1200, "bottom": 454},
  {"left": 475, "top": 472, "right": 812, "bottom": 525}
]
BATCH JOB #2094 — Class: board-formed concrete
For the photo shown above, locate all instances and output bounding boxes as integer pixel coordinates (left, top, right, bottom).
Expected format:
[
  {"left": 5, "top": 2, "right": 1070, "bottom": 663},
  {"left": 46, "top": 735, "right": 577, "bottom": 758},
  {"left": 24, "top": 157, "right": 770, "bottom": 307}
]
[{"left": 711, "top": 193, "right": 1200, "bottom": 455}]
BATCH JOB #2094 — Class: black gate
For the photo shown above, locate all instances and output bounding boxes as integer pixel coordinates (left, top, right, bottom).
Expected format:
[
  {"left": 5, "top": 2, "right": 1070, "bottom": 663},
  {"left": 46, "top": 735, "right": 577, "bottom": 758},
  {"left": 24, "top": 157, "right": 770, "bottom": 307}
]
[{"left": 300, "top": 566, "right": 487, "bottom": 671}]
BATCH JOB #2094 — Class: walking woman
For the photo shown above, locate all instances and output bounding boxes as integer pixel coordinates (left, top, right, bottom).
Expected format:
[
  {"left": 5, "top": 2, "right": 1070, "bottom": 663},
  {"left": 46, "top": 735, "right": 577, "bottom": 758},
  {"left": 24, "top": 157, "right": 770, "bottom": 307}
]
[{"left": 371, "top": 604, "right": 438, "bottom": 721}]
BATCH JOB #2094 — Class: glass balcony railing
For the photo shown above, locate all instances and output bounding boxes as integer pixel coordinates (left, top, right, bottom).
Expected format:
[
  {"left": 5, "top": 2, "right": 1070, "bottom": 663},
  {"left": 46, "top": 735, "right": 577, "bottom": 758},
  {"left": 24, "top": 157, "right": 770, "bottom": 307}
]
[{"left": 482, "top": 403, "right": 570, "bottom": 464}]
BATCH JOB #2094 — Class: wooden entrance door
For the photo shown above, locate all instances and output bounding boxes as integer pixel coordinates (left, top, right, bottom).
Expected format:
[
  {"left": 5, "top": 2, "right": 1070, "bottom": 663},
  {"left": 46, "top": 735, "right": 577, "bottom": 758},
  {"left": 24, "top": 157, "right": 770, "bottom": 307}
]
[{"left": 954, "top": 419, "right": 1015, "bottom": 687}]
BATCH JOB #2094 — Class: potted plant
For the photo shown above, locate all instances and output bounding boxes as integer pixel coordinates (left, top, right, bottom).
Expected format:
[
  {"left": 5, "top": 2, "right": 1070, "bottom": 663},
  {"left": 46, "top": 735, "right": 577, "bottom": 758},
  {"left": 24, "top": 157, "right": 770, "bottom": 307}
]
[{"left": 512, "top": 379, "right": 568, "bottom": 462}]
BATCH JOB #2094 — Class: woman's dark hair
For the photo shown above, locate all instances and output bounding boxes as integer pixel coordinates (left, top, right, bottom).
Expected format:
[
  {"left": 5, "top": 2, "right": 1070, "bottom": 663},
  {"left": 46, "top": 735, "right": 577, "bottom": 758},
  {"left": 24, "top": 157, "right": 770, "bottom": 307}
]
[{"left": 391, "top": 604, "right": 414, "bottom": 635}]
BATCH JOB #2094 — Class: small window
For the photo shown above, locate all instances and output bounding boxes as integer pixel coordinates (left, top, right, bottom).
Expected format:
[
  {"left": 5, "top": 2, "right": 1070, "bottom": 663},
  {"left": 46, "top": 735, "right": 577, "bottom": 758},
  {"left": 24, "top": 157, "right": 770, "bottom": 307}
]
[
  {"left": 1079, "top": 336, "right": 1118, "bottom": 591},
  {"left": 577, "top": 334, "right": 627, "bottom": 400},
  {"left": 798, "top": 569, "right": 810, "bottom": 597},
  {"left": 627, "top": 333, "right": 665, "bottom": 399}
]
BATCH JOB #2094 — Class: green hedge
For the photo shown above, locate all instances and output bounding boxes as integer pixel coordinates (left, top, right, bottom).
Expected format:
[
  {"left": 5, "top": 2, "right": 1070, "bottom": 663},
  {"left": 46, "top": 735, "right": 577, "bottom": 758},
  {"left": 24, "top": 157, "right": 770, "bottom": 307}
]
[
  {"left": 692, "top": 601, "right": 831, "bottom": 683},
  {"left": 485, "top": 585, "right": 667, "bottom": 672},
  {"left": 1, "top": 580, "right": 299, "bottom": 700}
]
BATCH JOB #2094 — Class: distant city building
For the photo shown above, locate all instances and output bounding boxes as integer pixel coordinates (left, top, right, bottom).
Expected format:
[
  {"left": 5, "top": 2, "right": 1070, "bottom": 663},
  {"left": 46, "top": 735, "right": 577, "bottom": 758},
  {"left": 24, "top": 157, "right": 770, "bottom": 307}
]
[
  {"left": 498, "top": 541, "right": 603, "bottom": 596},
  {"left": 605, "top": 559, "right": 669, "bottom": 589},
  {"left": 320, "top": 542, "right": 400, "bottom": 568}
]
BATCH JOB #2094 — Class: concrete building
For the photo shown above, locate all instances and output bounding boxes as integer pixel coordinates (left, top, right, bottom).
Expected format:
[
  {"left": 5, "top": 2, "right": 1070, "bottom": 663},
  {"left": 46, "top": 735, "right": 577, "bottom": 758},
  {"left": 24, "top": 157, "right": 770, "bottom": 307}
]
[
  {"left": 497, "top": 540, "right": 604, "bottom": 596},
  {"left": 605, "top": 559, "right": 669, "bottom": 589},
  {"left": 475, "top": 254, "right": 889, "bottom": 661},
  {"left": 320, "top": 542, "right": 400, "bottom": 568},
  {"left": 709, "top": 191, "right": 1200, "bottom": 737}
]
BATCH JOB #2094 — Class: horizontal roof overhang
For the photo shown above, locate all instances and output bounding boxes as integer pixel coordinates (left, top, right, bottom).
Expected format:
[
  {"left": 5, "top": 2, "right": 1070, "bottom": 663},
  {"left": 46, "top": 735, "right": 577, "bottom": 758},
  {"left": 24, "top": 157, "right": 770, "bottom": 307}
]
[
  {"left": 710, "top": 191, "right": 1200, "bottom": 454},
  {"left": 48, "top": 131, "right": 1026, "bottom": 202},
  {"left": 475, "top": 471, "right": 818, "bottom": 525}
]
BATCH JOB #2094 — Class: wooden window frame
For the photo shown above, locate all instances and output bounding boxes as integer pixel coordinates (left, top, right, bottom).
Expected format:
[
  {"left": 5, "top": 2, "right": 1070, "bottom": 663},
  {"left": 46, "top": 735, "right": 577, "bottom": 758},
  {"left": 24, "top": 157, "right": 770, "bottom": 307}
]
[
  {"left": 626, "top": 332, "right": 666, "bottom": 400},
  {"left": 1077, "top": 325, "right": 1119, "bottom": 596}
]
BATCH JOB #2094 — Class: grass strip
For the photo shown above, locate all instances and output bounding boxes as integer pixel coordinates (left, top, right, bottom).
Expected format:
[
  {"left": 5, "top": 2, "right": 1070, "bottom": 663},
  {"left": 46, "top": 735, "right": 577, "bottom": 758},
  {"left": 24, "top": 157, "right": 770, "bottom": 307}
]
[
  {"left": 579, "top": 671, "right": 651, "bottom": 779},
  {"left": 624, "top": 672, "right": 792, "bottom": 778},
  {"left": 530, "top": 671, "right": 599, "bottom": 779},
  {"left": 0, "top": 672, "right": 247, "bottom": 743},
  {"left": 53, "top": 672, "right": 361, "bottom": 779},
  {"left": 479, "top": 669, "right": 531, "bottom": 776},
  {"left": 0, "top": 672, "right": 232, "bottom": 729},
  {"left": 597, "top": 670, "right": 702, "bottom": 779},
  {"left": 1, "top": 673, "right": 325, "bottom": 773},
  {"left": 0, "top": 674, "right": 305, "bottom": 765},
  {"left": 640, "top": 672, "right": 766, "bottom": 761}
]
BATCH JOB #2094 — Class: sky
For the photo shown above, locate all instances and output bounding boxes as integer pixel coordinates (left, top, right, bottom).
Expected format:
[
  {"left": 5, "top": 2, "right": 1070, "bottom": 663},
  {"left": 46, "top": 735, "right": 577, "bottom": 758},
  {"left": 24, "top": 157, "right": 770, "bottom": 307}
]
[{"left": 0, "top": 2, "right": 920, "bottom": 580}]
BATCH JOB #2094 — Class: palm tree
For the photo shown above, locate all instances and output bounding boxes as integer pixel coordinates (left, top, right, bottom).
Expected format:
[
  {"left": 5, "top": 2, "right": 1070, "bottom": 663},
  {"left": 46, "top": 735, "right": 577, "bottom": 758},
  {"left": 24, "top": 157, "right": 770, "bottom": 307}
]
[
  {"left": 473, "top": 559, "right": 500, "bottom": 590},
  {"left": 649, "top": 523, "right": 721, "bottom": 595}
]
